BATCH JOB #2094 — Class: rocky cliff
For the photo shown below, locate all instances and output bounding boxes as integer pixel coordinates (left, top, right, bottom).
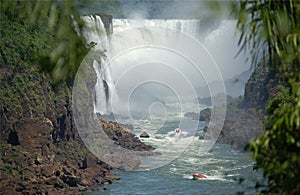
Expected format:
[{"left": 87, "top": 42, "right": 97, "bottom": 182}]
[
  {"left": 218, "top": 60, "right": 280, "bottom": 150},
  {"left": 0, "top": 12, "right": 152, "bottom": 194},
  {"left": 0, "top": 63, "right": 120, "bottom": 193},
  {"left": 185, "top": 61, "right": 279, "bottom": 150},
  {"left": 243, "top": 59, "right": 280, "bottom": 113}
]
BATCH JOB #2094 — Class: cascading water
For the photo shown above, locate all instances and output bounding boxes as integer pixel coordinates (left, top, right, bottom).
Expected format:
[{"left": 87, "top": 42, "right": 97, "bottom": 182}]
[
  {"left": 82, "top": 15, "right": 115, "bottom": 115},
  {"left": 113, "top": 19, "right": 202, "bottom": 39},
  {"left": 75, "top": 13, "right": 264, "bottom": 194},
  {"left": 82, "top": 15, "right": 108, "bottom": 46},
  {"left": 82, "top": 12, "right": 249, "bottom": 116},
  {"left": 82, "top": 16, "right": 203, "bottom": 115}
]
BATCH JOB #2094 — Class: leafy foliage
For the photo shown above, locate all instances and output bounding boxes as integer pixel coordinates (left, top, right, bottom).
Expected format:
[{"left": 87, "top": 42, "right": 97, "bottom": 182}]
[
  {"left": 234, "top": 0, "right": 300, "bottom": 74},
  {"left": 234, "top": 0, "right": 300, "bottom": 194},
  {"left": 1, "top": 0, "right": 89, "bottom": 83}
]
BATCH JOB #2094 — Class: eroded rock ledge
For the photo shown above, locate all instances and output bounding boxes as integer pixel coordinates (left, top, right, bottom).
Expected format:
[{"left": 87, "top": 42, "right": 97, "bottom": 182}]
[
  {"left": 185, "top": 106, "right": 263, "bottom": 150},
  {"left": 1, "top": 117, "right": 156, "bottom": 194},
  {"left": 1, "top": 117, "right": 119, "bottom": 194},
  {"left": 98, "top": 118, "right": 155, "bottom": 151}
]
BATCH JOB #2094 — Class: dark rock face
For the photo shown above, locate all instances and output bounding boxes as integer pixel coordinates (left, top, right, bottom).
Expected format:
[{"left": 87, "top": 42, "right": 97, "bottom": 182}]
[
  {"left": 98, "top": 119, "right": 154, "bottom": 151},
  {"left": 199, "top": 108, "right": 211, "bottom": 122},
  {"left": 216, "top": 108, "right": 264, "bottom": 150},
  {"left": 184, "top": 108, "right": 211, "bottom": 122},
  {"left": 0, "top": 12, "right": 122, "bottom": 194},
  {"left": 243, "top": 61, "right": 279, "bottom": 113},
  {"left": 0, "top": 117, "right": 119, "bottom": 194},
  {"left": 7, "top": 131, "right": 20, "bottom": 145},
  {"left": 184, "top": 62, "right": 278, "bottom": 150},
  {"left": 98, "top": 13, "right": 113, "bottom": 35},
  {"left": 214, "top": 61, "right": 280, "bottom": 150},
  {"left": 214, "top": 62, "right": 276, "bottom": 150}
]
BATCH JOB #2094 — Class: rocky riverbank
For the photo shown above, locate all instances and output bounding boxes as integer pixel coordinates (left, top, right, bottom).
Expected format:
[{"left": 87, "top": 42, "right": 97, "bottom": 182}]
[
  {"left": 185, "top": 100, "right": 264, "bottom": 150},
  {"left": 217, "top": 107, "right": 264, "bottom": 150},
  {"left": 0, "top": 9, "right": 134, "bottom": 194},
  {"left": 0, "top": 29, "right": 154, "bottom": 195},
  {"left": 0, "top": 116, "right": 156, "bottom": 194},
  {"left": 183, "top": 61, "right": 280, "bottom": 150},
  {"left": 98, "top": 118, "right": 155, "bottom": 152},
  {"left": 1, "top": 118, "right": 115, "bottom": 194}
]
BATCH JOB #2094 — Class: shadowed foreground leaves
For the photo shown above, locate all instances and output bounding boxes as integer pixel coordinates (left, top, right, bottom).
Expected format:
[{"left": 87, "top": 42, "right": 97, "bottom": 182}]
[
  {"left": 0, "top": 0, "right": 89, "bottom": 83},
  {"left": 234, "top": 0, "right": 300, "bottom": 194}
]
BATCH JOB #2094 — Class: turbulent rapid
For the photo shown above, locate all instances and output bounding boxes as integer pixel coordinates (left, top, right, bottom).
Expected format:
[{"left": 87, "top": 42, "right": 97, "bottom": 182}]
[
  {"left": 80, "top": 15, "right": 264, "bottom": 194},
  {"left": 86, "top": 112, "right": 265, "bottom": 194}
]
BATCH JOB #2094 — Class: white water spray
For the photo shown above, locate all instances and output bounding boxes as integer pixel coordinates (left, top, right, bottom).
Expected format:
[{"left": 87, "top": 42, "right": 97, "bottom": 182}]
[
  {"left": 82, "top": 15, "right": 116, "bottom": 115},
  {"left": 82, "top": 16, "right": 205, "bottom": 115}
]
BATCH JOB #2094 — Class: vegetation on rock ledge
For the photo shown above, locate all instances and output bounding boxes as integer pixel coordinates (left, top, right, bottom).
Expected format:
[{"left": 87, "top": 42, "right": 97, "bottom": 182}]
[{"left": 234, "top": 0, "right": 300, "bottom": 194}]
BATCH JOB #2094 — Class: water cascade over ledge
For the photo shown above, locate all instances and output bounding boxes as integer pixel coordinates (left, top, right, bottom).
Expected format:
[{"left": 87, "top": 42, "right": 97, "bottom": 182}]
[
  {"left": 75, "top": 13, "right": 234, "bottom": 171},
  {"left": 82, "top": 16, "right": 203, "bottom": 115},
  {"left": 82, "top": 15, "right": 115, "bottom": 115}
]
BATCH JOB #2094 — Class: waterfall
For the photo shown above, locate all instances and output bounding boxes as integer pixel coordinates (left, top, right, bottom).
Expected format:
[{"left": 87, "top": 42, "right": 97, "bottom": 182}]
[
  {"left": 82, "top": 16, "right": 203, "bottom": 115},
  {"left": 82, "top": 15, "right": 108, "bottom": 46},
  {"left": 82, "top": 15, "right": 115, "bottom": 115},
  {"left": 113, "top": 19, "right": 201, "bottom": 39}
]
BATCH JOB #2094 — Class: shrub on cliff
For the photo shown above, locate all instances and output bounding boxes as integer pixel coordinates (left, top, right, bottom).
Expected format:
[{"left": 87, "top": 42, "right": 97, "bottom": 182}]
[{"left": 0, "top": 0, "right": 88, "bottom": 83}]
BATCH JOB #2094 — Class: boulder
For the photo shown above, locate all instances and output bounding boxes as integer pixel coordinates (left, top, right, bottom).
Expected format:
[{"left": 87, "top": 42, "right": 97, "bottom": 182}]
[
  {"left": 11, "top": 117, "right": 53, "bottom": 147},
  {"left": 140, "top": 132, "right": 150, "bottom": 138},
  {"left": 45, "top": 177, "right": 63, "bottom": 186},
  {"left": 97, "top": 118, "right": 155, "bottom": 151},
  {"left": 60, "top": 174, "right": 80, "bottom": 187},
  {"left": 41, "top": 165, "right": 56, "bottom": 177},
  {"left": 79, "top": 178, "right": 89, "bottom": 186},
  {"left": 203, "top": 126, "right": 208, "bottom": 133}
]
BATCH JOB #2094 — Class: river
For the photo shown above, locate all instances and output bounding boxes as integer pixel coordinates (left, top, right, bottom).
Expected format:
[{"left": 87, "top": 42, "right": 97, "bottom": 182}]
[
  {"left": 85, "top": 103, "right": 265, "bottom": 194},
  {"left": 81, "top": 16, "right": 265, "bottom": 195}
]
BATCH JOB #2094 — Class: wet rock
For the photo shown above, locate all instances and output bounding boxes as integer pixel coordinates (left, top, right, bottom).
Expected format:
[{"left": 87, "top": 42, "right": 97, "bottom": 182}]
[
  {"left": 91, "top": 187, "right": 99, "bottom": 191},
  {"left": 96, "top": 112, "right": 102, "bottom": 118},
  {"left": 16, "top": 186, "right": 26, "bottom": 192},
  {"left": 203, "top": 126, "right": 208, "bottom": 133},
  {"left": 81, "top": 157, "right": 88, "bottom": 169},
  {"left": 98, "top": 119, "right": 155, "bottom": 151},
  {"left": 140, "top": 132, "right": 150, "bottom": 138},
  {"left": 61, "top": 174, "right": 80, "bottom": 187}
]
